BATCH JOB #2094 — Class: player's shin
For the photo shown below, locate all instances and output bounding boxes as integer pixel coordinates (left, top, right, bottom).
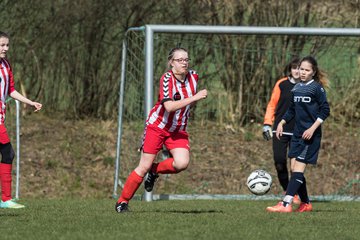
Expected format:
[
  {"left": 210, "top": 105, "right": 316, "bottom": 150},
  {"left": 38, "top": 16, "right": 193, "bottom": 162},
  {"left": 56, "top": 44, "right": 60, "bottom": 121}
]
[
  {"left": 0, "top": 163, "right": 12, "bottom": 201},
  {"left": 117, "top": 171, "right": 143, "bottom": 203}
]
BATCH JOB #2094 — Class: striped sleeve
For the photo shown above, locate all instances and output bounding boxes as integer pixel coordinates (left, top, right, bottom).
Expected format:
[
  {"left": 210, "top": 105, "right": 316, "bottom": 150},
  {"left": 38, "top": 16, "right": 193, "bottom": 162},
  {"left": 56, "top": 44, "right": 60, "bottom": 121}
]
[
  {"left": 190, "top": 70, "right": 199, "bottom": 83},
  {"left": 3, "top": 59, "right": 15, "bottom": 93},
  {"left": 159, "top": 72, "right": 172, "bottom": 103}
]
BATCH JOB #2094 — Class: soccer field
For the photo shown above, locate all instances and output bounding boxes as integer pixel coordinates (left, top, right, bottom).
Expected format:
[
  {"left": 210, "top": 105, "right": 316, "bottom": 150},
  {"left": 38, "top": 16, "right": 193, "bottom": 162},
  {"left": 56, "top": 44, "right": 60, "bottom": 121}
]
[{"left": 1, "top": 199, "right": 359, "bottom": 240}]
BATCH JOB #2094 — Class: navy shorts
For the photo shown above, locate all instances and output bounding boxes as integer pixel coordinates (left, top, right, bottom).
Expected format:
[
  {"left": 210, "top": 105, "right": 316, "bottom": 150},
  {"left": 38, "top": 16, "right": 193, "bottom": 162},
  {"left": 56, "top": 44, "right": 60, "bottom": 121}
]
[{"left": 288, "top": 134, "right": 321, "bottom": 165}]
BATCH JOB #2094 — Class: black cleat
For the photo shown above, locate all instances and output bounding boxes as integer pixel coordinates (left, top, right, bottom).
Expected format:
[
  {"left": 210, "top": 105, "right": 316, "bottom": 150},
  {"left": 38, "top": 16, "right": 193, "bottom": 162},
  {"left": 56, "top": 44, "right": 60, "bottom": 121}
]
[
  {"left": 144, "top": 172, "right": 159, "bottom": 192},
  {"left": 115, "top": 202, "right": 129, "bottom": 213}
]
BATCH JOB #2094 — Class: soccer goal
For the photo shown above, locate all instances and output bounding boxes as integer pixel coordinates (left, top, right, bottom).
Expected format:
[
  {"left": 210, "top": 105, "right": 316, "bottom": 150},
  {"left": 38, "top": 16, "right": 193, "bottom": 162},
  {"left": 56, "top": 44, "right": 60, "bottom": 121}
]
[{"left": 114, "top": 25, "right": 360, "bottom": 202}]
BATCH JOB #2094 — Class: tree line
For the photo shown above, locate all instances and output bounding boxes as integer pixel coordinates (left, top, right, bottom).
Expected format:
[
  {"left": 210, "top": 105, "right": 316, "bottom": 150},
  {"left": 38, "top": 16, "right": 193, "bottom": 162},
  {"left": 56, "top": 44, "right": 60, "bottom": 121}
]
[{"left": 0, "top": 0, "right": 359, "bottom": 122}]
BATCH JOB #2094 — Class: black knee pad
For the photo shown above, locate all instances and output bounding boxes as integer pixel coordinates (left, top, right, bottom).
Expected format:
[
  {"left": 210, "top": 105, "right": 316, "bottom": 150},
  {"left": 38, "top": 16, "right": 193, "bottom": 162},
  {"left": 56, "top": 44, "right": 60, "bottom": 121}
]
[
  {"left": 275, "top": 163, "right": 287, "bottom": 173},
  {"left": 1, "top": 143, "right": 15, "bottom": 164}
]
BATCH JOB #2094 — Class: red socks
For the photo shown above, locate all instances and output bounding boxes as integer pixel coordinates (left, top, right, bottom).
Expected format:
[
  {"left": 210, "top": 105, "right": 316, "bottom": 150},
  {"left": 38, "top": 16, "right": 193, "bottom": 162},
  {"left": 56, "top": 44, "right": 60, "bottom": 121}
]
[
  {"left": 117, "top": 171, "right": 143, "bottom": 203},
  {"left": 0, "top": 163, "right": 12, "bottom": 202},
  {"left": 117, "top": 159, "right": 178, "bottom": 204},
  {"left": 151, "top": 158, "right": 178, "bottom": 174}
]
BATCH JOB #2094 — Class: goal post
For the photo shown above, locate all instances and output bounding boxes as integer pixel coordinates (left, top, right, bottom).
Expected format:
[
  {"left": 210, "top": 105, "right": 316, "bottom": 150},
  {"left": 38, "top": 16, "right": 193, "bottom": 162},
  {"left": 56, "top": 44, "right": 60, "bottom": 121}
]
[
  {"left": 114, "top": 25, "right": 360, "bottom": 201},
  {"left": 113, "top": 26, "right": 145, "bottom": 198}
]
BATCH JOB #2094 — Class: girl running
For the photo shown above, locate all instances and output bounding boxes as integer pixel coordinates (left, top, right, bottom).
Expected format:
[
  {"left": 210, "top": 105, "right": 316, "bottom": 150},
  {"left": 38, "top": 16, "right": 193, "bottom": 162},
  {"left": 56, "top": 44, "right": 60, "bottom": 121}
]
[{"left": 115, "top": 47, "right": 207, "bottom": 213}]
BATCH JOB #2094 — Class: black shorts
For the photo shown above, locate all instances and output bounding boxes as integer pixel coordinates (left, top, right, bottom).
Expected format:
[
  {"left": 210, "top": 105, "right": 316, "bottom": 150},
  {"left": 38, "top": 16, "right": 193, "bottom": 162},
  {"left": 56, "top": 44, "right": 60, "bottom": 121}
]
[
  {"left": 288, "top": 134, "right": 321, "bottom": 165},
  {"left": 272, "top": 134, "right": 292, "bottom": 164},
  {"left": 0, "top": 142, "right": 15, "bottom": 164}
]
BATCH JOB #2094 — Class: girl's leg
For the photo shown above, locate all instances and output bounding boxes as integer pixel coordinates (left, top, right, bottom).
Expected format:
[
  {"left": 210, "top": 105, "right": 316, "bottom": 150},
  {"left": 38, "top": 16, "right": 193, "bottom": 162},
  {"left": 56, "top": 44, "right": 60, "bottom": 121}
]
[
  {"left": 0, "top": 163, "right": 12, "bottom": 202},
  {"left": 282, "top": 159, "right": 307, "bottom": 205},
  {"left": 144, "top": 148, "right": 189, "bottom": 192},
  {"left": 171, "top": 148, "right": 190, "bottom": 171},
  {"left": 266, "top": 159, "right": 307, "bottom": 212},
  {"left": 117, "top": 152, "right": 156, "bottom": 204},
  {"left": 152, "top": 148, "right": 189, "bottom": 174},
  {"left": 0, "top": 143, "right": 15, "bottom": 202},
  {"left": 297, "top": 176, "right": 310, "bottom": 203},
  {"left": 272, "top": 136, "right": 290, "bottom": 192},
  {"left": 290, "top": 158, "right": 296, "bottom": 172},
  {"left": 288, "top": 157, "right": 302, "bottom": 204}
]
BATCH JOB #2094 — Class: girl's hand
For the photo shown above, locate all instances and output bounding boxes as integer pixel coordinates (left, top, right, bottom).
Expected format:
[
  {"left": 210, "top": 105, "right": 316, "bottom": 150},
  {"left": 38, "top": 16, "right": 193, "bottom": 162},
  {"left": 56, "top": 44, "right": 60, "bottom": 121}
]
[
  {"left": 302, "top": 120, "right": 322, "bottom": 140},
  {"left": 195, "top": 89, "right": 207, "bottom": 101},
  {"left": 32, "top": 102, "right": 42, "bottom": 112},
  {"left": 302, "top": 127, "right": 315, "bottom": 140},
  {"left": 276, "top": 120, "right": 286, "bottom": 140},
  {"left": 275, "top": 124, "right": 283, "bottom": 140}
]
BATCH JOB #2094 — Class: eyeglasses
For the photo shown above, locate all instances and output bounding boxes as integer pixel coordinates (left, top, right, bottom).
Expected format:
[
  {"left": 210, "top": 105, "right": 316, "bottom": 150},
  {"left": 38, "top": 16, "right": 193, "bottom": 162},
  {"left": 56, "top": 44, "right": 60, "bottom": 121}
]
[{"left": 173, "top": 58, "right": 191, "bottom": 63}]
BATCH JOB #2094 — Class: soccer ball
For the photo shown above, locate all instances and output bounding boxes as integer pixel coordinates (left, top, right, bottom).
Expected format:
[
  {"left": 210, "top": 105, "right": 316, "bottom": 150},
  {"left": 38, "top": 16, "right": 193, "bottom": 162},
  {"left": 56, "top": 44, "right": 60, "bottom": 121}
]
[{"left": 246, "top": 169, "right": 272, "bottom": 195}]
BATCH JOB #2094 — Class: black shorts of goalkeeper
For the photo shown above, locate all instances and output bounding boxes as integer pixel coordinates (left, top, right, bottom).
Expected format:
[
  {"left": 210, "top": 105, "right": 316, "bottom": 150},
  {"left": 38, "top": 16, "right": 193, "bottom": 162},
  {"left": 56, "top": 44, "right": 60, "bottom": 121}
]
[{"left": 288, "top": 134, "right": 321, "bottom": 165}]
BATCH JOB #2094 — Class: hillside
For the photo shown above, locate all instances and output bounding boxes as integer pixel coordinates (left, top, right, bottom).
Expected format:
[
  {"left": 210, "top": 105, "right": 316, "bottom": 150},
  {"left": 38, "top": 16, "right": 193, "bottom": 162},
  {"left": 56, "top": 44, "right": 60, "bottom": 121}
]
[{"left": 14, "top": 113, "right": 359, "bottom": 199}]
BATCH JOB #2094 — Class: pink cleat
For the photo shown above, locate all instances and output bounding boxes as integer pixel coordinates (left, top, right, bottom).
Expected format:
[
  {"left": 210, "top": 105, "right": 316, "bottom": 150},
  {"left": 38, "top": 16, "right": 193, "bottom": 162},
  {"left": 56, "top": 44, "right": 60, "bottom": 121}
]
[
  {"left": 293, "top": 195, "right": 301, "bottom": 205},
  {"left": 295, "top": 202, "right": 313, "bottom": 212},
  {"left": 266, "top": 202, "right": 292, "bottom": 213}
]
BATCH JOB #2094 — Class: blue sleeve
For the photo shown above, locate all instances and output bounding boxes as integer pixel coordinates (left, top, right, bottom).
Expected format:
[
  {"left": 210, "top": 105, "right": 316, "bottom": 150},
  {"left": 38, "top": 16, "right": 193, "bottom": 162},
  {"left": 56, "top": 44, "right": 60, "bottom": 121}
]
[
  {"left": 316, "top": 86, "right": 330, "bottom": 121},
  {"left": 282, "top": 92, "right": 295, "bottom": 123}
]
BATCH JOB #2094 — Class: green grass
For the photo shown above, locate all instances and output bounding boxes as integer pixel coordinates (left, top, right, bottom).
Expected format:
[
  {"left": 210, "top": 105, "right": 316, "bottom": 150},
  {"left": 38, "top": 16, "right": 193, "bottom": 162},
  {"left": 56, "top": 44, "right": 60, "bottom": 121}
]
[{"left": 1, "top": 199, "right": 359, "bottom": 240}]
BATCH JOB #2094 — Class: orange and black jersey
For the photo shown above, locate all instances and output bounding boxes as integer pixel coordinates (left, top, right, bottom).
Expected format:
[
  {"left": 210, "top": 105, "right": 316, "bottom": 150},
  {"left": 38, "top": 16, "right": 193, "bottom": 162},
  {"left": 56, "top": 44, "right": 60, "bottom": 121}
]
[{"left": 263, "top": 77, "right": 296, "bottom": 135}]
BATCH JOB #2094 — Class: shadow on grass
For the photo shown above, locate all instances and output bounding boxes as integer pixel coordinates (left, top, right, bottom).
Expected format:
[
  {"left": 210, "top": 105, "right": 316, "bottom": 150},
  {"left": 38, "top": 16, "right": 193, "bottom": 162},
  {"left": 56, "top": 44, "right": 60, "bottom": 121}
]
[
  {"left": 0, "top": 212, "right": 22, "bottom": 217},
  {"left": 311, "top": 209, "right": 347, "bottom": 213},
  {"left": 161, "top": 210, "right": 223, "bottom": 214},
  {"left": 137, "top": 209, "right": 224, "bottom": 214}
]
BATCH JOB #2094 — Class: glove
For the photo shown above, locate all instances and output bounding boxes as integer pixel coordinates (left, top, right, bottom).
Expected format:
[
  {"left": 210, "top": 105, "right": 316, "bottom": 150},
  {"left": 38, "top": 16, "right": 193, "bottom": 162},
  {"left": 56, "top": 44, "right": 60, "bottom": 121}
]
[{"left": 262, "top": 125, "right": 273, "bottom": 141}]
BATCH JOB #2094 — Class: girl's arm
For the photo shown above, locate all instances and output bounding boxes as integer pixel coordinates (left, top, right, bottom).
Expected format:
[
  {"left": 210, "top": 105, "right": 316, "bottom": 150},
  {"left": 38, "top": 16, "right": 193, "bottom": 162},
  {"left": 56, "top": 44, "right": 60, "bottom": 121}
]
[
  {"left": 163, "top": 89, "right": 207, "bottom": 112},
  {"left": 276, "top": 119, "right": 286, "bottom": 139},
  {"left": 303, "top": 86, "right": 330, "bottom": 140},
  {"left": 302, "top": 119, "right": 322, "bottom": 140},
  {"left": 10, "top": 90, "right": 42, "bottom": 112}
]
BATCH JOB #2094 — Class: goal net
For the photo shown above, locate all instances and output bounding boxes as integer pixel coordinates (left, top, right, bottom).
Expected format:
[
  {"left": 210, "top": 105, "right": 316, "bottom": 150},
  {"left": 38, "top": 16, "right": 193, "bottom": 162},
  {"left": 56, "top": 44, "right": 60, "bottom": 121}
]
[{"left": 114, "top": 25, "right": 359, "bottom": 201}]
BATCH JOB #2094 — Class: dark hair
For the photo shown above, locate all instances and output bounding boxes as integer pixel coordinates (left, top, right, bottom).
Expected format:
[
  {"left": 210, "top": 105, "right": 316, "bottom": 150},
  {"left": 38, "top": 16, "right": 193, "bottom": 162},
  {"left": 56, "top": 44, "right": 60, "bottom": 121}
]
[
  {"left": 283, "top": 57, "right": 300, "bottom": 77},
  {"left": 300, "top": 55, "right": 329, "bottom": 88},
  {"left": 0, "top": 31, "right": 10, "bottom": 39},
  {"left": 167, "top": 47, "right": 188, "bottom": 61}
]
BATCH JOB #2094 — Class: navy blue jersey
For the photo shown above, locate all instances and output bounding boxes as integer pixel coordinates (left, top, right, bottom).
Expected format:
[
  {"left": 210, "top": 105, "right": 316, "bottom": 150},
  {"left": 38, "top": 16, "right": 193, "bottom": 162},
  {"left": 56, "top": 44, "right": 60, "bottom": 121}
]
[{"left": 282, "top": 80, "right": 330, "bottom": 137}]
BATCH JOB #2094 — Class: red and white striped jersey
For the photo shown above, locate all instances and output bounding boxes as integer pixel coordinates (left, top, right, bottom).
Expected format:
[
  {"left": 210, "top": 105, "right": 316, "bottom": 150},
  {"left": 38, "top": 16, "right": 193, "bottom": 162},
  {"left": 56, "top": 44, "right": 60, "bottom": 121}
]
[
  {"left": 146, "top": 70, "right": 199, "bottom": 132},
  {"left": 0, "top": 58, "right": 16, "bottom": 125}
]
